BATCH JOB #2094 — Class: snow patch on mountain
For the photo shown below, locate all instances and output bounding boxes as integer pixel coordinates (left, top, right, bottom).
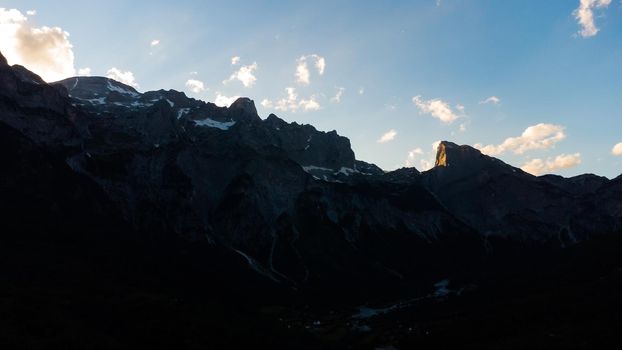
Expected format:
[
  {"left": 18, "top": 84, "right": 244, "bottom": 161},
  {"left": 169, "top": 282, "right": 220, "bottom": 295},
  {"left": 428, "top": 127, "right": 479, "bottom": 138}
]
[
  {"left": 177, "top": 108, "right": 191, "bottom": 119},
  {"left": 335, "top": 167, "right": 357, "bottom": 176},
  {"left": 107, "top": 80, "right": 139, "bottom": 97},
  {"left": 302, "top": 165, "right": 333, "bottom": 173},
  {"left": 76, "top": 97, "right": 106, "bottom": 105},
  {"left": 193, "top": 118, "right": 236, "bottom": 130}
]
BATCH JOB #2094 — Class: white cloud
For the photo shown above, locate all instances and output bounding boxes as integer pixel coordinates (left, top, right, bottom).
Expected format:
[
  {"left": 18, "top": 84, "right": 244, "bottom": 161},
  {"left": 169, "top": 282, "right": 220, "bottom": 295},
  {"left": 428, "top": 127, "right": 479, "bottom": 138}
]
[
  {"left": 224, "top": 62, "right": 257, "bottom": 88},
  {"left": 299, "top": 97, "right": 321, "bottom": 111},
  {"left": 358, "top": 87, "right": 365, "bottom": 95},
  {"left": 475, "top": 123, "right": 566, "bottom": 156},
  {"left": 420, "top": 159, "right": 434, "bottom": 171},
  {"left": 276, "top": 87, "right": 299, "bottom": 111},
  {"left": 315, "top": 56, "right": 326, "bottom": 75},
  {"left": 612, "top": 142, "right": 622, "bottom": 156},
  {"left": 405, "top": 148, "right": 424, "bottom": 167},
  {"left": 185, "top": 79, "right": 206, "bottom": 93},
  {"left": 295, "top": 54, "right": 325, "bottom": 85},
  {"left": 262, "top": 87, "right": 321, "bottom": 113},
  {"left": 231, "top": 56, "right": 240, "bottom": 65},
  {"left": 214, "top": 93, "right": 240, "bottom": 107},
  {"left": 295, "top": 59, "right": 310, "bottom": 85},
  {"left": 549, "top": 153, "right": 582, "bottom": 171},
  {"left": 521, "top": 153, "right": 582, "bottom": 175},
  {"left": 412, "top": 95, "right": 460, "bottom": 124},
  {"left": 479, "top": 96, "right": 500, "bottom": 105},
  {"left": 150, "top": 39, "right": 160, "bottom": 47},
  {"left": 330, "top": 87, "right": 345, "bottom": 103},
  {"left": 0, "top": 8, "right": 25, "bottom": 23},
  {"left": 521, "top": 159, "right": 546, "bottom": 176},
  {"left": 377, "top": 129, "right": 397, "bottom": 144},
  {"left": 411, "top": 148, "right": 424, "bottom": 156},
  {"left": 260, "top": 99, "right": 273, "bottom": 108},
  {"left": 0, "top": 8, "right": 76, "bottom": 82},
  {"left": 573, "top": 0, "right": 612, "bottom": 38},
  {"left": 459, "top": 123, "right": 467, "bottom": 132},
  {"left": 26, "top": 10, "right": 36, "bottom": 16},
  {"left": 78, "top": 67, "right": 91, "bottom": 76},
  {"left": 106, "top": 68, "right": 139, "bottom": 88}
]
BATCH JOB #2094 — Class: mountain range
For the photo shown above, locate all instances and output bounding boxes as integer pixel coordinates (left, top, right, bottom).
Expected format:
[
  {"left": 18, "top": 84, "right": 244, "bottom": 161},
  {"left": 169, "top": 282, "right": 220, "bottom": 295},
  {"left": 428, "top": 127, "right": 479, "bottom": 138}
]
[{"left": 1, "top": 50, "right": 622, "bottom": 349}]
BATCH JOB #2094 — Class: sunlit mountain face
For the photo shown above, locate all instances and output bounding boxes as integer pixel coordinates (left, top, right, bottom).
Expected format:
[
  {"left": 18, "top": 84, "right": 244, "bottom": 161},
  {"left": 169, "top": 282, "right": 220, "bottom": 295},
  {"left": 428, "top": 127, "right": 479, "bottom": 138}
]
[{"left": 1, "top": 1, "right": 622, "bottom": 349}]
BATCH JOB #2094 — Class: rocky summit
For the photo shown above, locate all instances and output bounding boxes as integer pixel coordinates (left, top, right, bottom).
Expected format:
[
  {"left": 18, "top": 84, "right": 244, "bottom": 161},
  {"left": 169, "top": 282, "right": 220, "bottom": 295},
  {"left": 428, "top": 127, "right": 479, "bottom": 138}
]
[{"left": 2, "top": 51, "right": 622, "bottom": 349}]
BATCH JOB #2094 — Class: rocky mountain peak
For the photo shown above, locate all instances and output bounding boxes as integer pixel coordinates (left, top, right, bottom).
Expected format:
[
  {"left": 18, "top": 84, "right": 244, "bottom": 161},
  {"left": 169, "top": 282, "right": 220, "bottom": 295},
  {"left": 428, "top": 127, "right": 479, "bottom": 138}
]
[
  {"left": 433, "top": 140, "right": 513, "bottom": 173},
  {"left": 54, "top": 76, "right": 140, "bottom": 100},
  {"left": 229, "top": 97, "right": 260, "bottom": 122},
  {"left": 52, "top": 77, "right": 192, "bottom": 116},
  {"left": 0, "top": 50, "right": 7, "bottom": 66},
  {"left": 265, "top": 113, "right": 286, "bottom": 125},
  {"left": 230, "top": 97, "right": 255, "bottom": 110},
  {"left": 434, "top": 141, "right": 482, "bottom": 168}
]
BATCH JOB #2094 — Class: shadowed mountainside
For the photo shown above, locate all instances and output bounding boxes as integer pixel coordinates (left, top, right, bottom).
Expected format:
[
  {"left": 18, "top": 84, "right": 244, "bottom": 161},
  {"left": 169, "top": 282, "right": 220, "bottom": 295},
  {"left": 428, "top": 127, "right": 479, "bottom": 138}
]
[{"left": 2, "top": 50, "right": 622, "bottom": 349}]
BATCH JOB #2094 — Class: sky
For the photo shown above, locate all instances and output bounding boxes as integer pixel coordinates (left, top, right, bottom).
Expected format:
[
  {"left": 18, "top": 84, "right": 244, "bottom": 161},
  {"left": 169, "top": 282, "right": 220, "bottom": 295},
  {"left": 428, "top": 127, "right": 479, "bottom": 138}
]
[{"left": 1, "top": 0, "right": 621, "bottom": 178}]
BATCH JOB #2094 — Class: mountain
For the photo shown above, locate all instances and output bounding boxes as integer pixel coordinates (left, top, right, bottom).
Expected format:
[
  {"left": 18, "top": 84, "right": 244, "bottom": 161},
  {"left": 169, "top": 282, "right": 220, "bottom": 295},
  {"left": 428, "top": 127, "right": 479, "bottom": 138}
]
[
  {"left": 49, "top": 75, "right": 480, "bottom": 295},
  {"left": 2, "top": 50, "right": 622, "bottom": 349},
  {"left": 419, "top": 141, "right": 621, "bottom": 244}
]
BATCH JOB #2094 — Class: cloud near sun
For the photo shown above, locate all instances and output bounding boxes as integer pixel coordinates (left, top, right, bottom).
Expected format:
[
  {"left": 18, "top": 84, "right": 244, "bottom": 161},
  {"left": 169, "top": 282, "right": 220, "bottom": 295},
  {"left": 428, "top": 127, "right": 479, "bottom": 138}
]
[{"left": 0, "top": 8, "right": 76, "bottom": 82}]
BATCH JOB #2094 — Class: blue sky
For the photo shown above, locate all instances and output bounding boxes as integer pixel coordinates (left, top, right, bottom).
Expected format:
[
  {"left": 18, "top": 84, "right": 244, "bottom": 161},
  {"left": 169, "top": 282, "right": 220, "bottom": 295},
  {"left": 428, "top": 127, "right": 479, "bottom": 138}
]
[{"left": 1, "top": 0, "right": 621, "bottom": 177}]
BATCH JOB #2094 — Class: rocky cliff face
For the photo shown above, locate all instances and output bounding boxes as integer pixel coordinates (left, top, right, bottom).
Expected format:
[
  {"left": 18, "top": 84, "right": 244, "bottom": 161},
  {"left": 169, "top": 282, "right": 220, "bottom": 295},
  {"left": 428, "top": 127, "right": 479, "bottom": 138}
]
[{"left": 0, "top": 57, "right": 83, "bottom": 147}]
